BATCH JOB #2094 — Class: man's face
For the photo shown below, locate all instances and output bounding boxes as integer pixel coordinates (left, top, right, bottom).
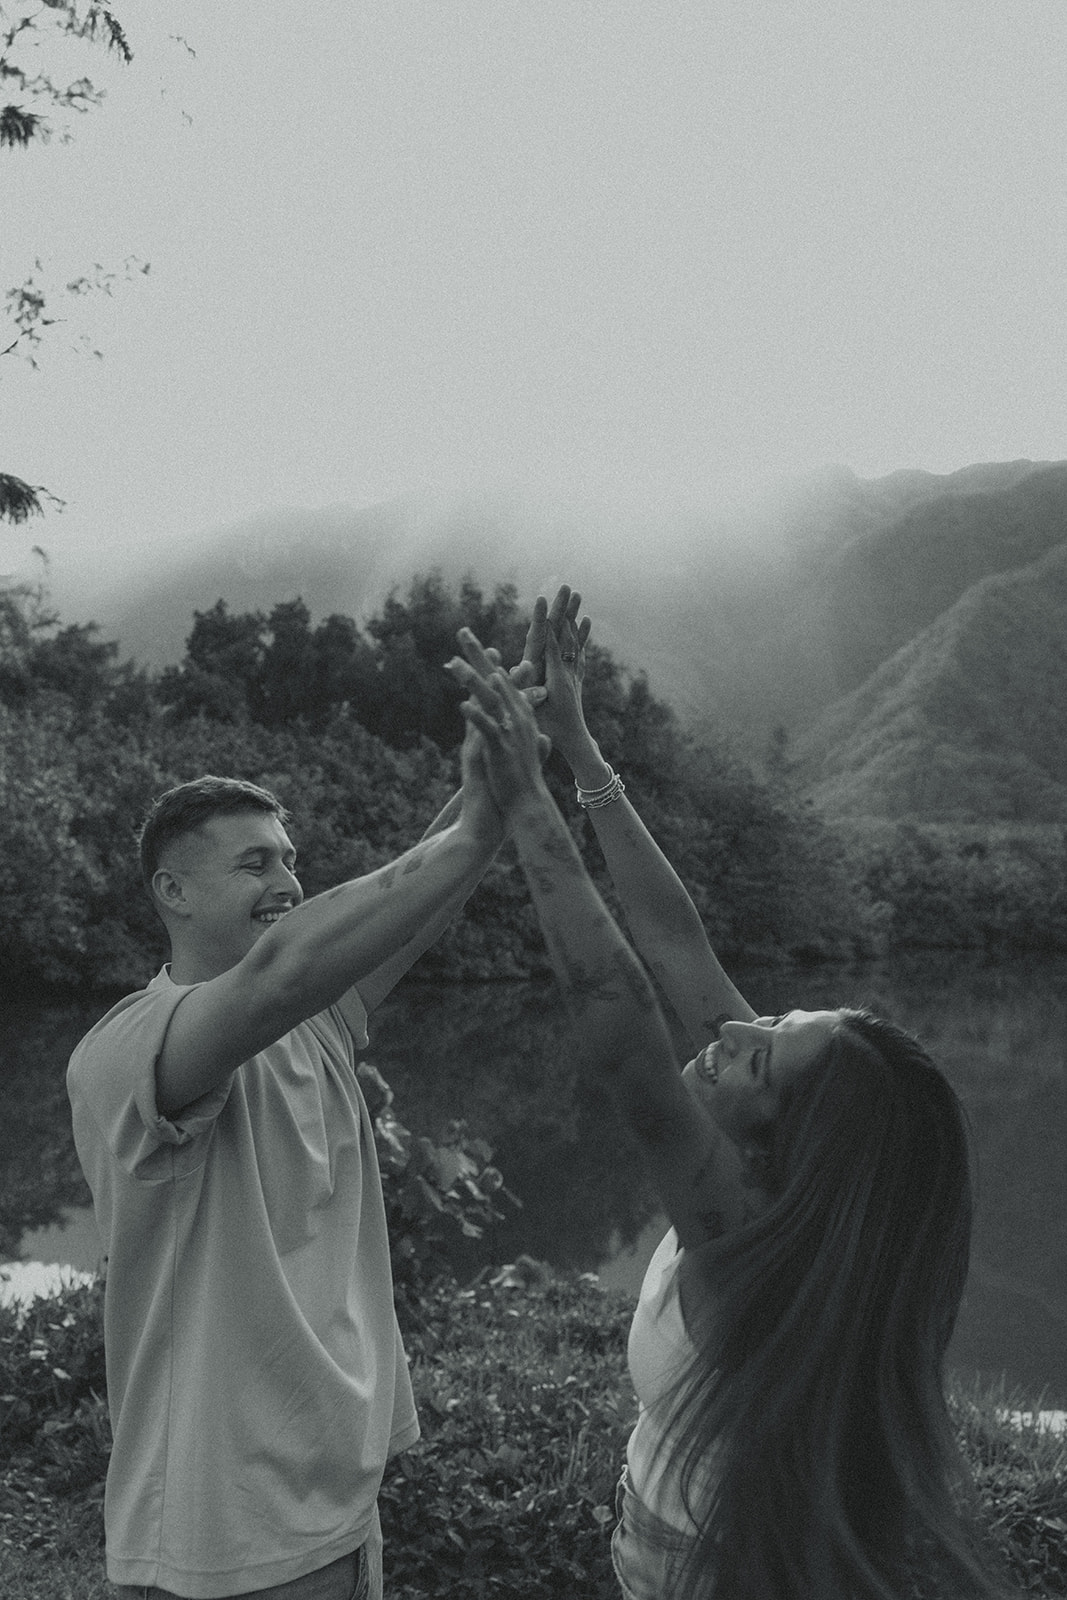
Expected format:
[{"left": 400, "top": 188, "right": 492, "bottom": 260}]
[{"left": 163, "top": 809, "right": 303, "bottom": 977}]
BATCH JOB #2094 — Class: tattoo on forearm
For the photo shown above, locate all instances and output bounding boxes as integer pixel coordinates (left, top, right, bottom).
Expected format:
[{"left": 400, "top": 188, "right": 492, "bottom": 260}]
[
  {"left": 611, "top": 948, "right": 657, "bottom": 1014},
  {"left": 541, "top": 831, "right": 578, "bottom": 866},
  {"left": 529, "top": 863, "right": 558, "bottom": 897},
  {"left": 548, "top": 946, "right": 624, "bottom": 1014},
  {"left": 401, "top": 851, "right": 426, "bottom": 877}
]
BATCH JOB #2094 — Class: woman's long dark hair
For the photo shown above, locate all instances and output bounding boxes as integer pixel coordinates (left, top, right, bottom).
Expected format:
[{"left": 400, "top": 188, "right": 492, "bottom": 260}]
[{"left": 663, "top": 1010, "right": 1006, "bottom": 1600}]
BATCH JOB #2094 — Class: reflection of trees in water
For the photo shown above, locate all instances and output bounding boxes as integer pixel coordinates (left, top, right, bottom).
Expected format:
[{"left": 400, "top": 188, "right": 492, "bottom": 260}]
[
  {"left": 367, "top": 981, "right": 661, "bottom": 1274},
  {"left": 5, "top": 961, "right": 1066, "bottom": 1402},
  {"left": 781, "top": 953, "right": 1067, "bottom": 1403},
  {"left": 370, "top": 964, "right": 1067, "bottom": 1398},
  {"left": 0, "top": 997, "right": 101, "bottom": 1257}
]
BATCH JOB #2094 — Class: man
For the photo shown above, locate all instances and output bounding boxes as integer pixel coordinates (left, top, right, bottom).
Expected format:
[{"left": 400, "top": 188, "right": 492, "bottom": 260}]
[{"left": 68, "top": 741, "right": 508, "bottom": 1600}]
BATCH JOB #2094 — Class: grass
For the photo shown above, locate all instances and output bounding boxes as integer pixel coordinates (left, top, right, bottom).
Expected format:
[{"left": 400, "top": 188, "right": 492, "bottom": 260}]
[{"left": 1, "top": 1273, "right": 1065, "bottom": 1598}]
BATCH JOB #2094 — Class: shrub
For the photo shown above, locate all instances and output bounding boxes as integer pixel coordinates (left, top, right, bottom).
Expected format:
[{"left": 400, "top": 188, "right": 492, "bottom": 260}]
[{"left": 2, "top": 1274, "right": 1066, "bottom": 1596}]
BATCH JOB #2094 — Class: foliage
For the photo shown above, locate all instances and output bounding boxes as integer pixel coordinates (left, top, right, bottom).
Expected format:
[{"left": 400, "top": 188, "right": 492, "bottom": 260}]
[
  {"left": 804, "top": 541, "right": 1067, "bottom": 827},
  {"left": 1, "top": 3, "right": 130, "bottom": 151},
  {"left": 0, "top": 573, "right": 882, "bottom": 989},
  {"left": 157, "top": 573, "right": 531, "bottom": 748},
  {"left": 378, "top": 1274, "right": 630, "bottom": 1599},
  {"left": 839, "top": 820, "right": 1067, "bottom": 951},
  {"left": 355, "top": 1062, "right": 521, "bottom": 1337},
  {"left": 1, "top": 1, "right": 139, "bottom": 522},
  {"left": 1, "top": 1268, "right": 1065, "bottom": 1597},
  {"left": 0, "top": 471, "right": 46, "bottom": 523}
]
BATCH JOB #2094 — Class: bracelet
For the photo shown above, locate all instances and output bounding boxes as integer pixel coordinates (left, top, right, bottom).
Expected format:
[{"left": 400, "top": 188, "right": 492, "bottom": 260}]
[{"left": 575, "top": 766, "right": 626, "bottom": 810}]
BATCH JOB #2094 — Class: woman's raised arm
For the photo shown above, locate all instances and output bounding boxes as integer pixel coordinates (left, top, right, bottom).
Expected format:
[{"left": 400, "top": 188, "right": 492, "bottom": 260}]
[
  {"left": 450, "top": 629, "right": 755, "bottom": 1248},
  {"left": 517, "top": 587, "right": 754, "bottom": 1050}
]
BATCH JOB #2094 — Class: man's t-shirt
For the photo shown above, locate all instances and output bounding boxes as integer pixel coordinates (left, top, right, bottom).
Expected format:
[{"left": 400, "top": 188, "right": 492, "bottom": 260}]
[{"left": 67, "top": 967, "right": 419, "bottom": 1599}]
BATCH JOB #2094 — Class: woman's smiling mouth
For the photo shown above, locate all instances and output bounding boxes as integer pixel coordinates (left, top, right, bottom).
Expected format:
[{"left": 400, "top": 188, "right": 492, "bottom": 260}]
[{"left": 695, "top": 1041, "right": 720, "bottom": 1085}]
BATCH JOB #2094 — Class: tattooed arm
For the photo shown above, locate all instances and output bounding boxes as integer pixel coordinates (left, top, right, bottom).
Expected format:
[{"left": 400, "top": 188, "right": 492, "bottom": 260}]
[
  {"left": 518, "top": 587, "right": 755, "bottom": 1049},
  {"left": 155, "top": 744, "right": 502, "bottom": 1117},
  {"left": 453, "top": 631, "right": 758, "bottom": 1247},
  {"left": 338, "top": 778, "right": 506, "bottom": 1020}
]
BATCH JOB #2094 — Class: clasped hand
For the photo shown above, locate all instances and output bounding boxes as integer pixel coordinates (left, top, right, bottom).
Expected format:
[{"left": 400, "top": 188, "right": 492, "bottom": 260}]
[
  {"left": 449, "top": 629, "right": 550, "bottom": 817},
  {"left": 508, "top": 586, "right": 591, "bottom": 762}
]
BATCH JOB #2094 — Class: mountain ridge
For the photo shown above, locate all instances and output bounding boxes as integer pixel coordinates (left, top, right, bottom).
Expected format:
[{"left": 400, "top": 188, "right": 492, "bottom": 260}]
[
  {"left": 797, "top": 540, "right": 1067, "bottom": 822},
  {"left": 35, "top": 456, "right": 1067, "bottom": 822}
]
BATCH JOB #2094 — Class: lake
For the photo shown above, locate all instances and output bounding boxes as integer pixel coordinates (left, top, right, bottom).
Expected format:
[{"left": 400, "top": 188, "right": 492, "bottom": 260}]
[{"left": 3, "top": 951, "right": 1066, "bottom": 1407}]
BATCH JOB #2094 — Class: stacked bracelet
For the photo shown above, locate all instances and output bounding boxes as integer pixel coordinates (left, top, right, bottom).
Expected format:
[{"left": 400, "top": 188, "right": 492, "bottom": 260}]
[{"left": 575, "top": 766, "right": 626, "bottom": 810}]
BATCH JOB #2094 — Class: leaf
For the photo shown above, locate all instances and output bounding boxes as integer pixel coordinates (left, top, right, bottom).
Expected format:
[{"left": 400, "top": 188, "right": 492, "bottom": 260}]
[
  {"left": 0, "top": 474, "right": 44, "bottom": 523},
  {"left": 415, "top": 1175, "right": 445, "bottom": 1212}
]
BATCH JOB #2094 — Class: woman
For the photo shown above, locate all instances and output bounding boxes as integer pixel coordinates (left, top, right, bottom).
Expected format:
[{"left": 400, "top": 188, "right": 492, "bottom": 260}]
[{"left": 450, "top": 591, "right": 1005, "bottom": 1600}]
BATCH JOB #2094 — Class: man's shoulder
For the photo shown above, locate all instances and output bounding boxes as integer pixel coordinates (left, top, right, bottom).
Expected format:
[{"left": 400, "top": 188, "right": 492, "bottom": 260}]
[
  {"left": 68, "top": 970, "right": 188, "bottom": 1074},
  {"left": 299, "top": 1002, "right": 362, "bottom": 1066}
]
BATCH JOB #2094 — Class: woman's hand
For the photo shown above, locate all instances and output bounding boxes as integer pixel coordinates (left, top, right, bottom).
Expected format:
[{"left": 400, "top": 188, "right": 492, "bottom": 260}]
[{"left": 511, "top": 584, "right": 595, "bottom": 768}]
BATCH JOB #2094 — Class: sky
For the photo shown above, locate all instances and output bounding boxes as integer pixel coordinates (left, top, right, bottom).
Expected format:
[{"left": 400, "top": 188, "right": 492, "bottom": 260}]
[{"left": 3, "top": 0, "right": 1067, "bottom": 598}]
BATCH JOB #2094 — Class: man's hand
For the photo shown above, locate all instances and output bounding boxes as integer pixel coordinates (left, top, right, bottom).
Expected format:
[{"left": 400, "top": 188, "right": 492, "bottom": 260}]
[
  {"left": 458, "top": 704, "right": 508, "bottom": 843},
  {"left": 449, "top": 628, "right": 551, "bottom": 818}
]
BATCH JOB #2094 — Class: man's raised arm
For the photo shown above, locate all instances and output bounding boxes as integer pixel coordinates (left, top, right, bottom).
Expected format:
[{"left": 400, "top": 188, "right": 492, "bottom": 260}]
[{"left": 156, "top": 762, "right": 499, "bottom": 1117}]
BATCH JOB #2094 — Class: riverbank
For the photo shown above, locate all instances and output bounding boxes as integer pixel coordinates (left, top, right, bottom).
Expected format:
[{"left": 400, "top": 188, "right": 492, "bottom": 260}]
[{"left": 2, "top": 1272, "right": 1066, "bottom": 1598}]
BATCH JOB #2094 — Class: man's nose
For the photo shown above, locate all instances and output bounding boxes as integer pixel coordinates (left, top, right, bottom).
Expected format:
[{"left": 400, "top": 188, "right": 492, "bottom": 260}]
[{"left": 274, "top": 865, "right": 302, "bottom": 900}]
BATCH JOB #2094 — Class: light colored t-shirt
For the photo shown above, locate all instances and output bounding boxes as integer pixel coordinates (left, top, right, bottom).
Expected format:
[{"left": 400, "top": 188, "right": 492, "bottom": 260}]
[
  {"left": 67, "top": 967, "right": 419, "bottom": 1599},
  {"left": 626, "top": 1227, "right": 720, "bottom": 1536}
]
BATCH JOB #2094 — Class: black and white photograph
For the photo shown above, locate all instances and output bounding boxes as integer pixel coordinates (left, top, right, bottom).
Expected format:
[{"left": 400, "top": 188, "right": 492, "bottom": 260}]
[{"left": 2, "top": 5, "right": 1065, "bottom": 1597}]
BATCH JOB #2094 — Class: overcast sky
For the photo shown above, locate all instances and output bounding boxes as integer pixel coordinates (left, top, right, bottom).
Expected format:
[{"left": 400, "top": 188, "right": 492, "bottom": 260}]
[{"left": 4, "top": 0, "right": 1067, "bottom": 592}]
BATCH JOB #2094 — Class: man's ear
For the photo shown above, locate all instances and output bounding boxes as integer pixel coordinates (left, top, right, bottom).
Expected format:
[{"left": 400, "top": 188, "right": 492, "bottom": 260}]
[{"left": 152, "top": 866, "right": 190, "bottom": 920}]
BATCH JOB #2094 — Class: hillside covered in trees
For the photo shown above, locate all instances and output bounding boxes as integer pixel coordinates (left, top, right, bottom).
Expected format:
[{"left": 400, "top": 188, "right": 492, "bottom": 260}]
[
  {"left": 798, "top": 539, "right": 1067, "bottom": 823},
  {"left": 0, "top": 573, "right": 886, "bottom": 993},
  {"left": 42, "top": 457, "right": 1067, "bottom": 833}
]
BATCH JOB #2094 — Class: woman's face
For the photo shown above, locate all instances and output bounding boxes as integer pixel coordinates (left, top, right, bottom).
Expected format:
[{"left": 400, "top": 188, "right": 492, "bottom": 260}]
[{"left": 682, "top": 1010, "right": 841, "bottom": 1146}]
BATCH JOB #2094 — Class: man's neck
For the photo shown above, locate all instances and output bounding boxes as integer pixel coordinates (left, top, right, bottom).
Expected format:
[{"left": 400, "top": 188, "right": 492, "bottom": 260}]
[{"left": 167, "top": 944, "right": 231, "bottom": 986}]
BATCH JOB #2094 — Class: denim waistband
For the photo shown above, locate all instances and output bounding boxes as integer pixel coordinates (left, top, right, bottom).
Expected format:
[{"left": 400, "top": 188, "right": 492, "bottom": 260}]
[{"left": 611, "top": 1464, "right": 700, "bottom": 1599}]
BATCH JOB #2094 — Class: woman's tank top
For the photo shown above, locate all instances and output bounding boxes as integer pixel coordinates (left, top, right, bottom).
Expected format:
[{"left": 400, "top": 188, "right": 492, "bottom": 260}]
[{"left": 626, "top": 1227, "right": 721, "bottom": 1535}]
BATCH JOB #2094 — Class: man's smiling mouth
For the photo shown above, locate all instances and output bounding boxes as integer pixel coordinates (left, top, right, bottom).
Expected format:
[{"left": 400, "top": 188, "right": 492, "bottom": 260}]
[{"left": 253, "top": 909, "right": 291, "bottom": 925}]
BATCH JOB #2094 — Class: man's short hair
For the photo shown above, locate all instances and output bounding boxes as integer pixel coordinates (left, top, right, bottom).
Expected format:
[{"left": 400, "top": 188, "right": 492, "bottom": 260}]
[{"left": 138, "top": 775, "right": 289, "bottom": 887}]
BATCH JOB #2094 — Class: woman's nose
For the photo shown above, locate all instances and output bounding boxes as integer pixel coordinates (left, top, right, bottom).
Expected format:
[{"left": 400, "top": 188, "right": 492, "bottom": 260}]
[{"left": 720, "top": 1022, "right": 757, "bottom": 1055}]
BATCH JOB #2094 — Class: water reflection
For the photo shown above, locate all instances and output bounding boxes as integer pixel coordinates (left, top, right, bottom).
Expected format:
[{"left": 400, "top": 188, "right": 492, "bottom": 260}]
[{"left": 2, "top": 955, "right": 1065, "bottom": 1404}]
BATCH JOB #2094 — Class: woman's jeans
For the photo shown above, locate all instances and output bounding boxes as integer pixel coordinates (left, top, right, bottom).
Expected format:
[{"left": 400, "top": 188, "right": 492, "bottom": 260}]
[
  {"left": 111, "top": 1506, "right": 382, "bottom": 1600},
  {"left": 611, "top": 1465, "right": 700, "bottom": 1600}
]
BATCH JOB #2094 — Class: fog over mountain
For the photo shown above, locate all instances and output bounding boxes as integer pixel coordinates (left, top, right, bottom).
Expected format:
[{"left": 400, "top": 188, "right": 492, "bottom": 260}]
[{"left": 46, "top": 457, "right": 1067, "bottom": 823}]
